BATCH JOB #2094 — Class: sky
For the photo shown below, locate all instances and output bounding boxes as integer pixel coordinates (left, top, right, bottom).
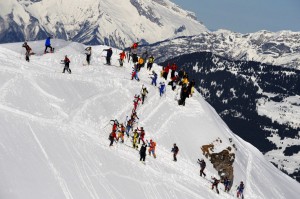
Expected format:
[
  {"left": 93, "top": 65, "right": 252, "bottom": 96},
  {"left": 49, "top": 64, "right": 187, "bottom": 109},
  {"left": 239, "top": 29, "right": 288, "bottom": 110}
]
[{"left": 172, "top": 0, "right": 300, "bottom": 33}]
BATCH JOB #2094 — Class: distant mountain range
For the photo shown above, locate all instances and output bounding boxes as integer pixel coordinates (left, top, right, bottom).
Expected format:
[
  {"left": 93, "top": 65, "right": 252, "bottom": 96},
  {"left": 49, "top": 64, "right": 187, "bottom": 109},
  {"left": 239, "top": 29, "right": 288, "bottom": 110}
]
[
  {"left": 0, "top": 0, "right": 206, "bottom": 47},
  {"left": 141, "top": 29, "right": 300, "bottom": 69}
]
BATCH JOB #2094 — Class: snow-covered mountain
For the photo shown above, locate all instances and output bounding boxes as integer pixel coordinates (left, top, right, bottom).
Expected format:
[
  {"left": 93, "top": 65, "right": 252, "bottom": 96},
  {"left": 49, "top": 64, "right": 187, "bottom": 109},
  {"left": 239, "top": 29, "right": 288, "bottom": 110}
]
[
  {"left": 140, "top": 29, "right": 300, "bottom": 68},
  {"left": 160, "top": 52, "right": 300, "bottom": 182},
  {"left": 0, "top": 0, "right": 207, "bottom": 47},
  {"left": 0, "top": 40, "right": 299, "bottom": 199}
]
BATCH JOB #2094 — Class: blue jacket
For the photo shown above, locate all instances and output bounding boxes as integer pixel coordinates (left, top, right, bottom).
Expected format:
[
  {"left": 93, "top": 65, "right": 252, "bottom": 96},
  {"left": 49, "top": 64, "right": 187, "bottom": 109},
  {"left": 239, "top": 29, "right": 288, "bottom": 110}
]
[{"left": 45, "top": 38, "right": 51, "bottom": 46}]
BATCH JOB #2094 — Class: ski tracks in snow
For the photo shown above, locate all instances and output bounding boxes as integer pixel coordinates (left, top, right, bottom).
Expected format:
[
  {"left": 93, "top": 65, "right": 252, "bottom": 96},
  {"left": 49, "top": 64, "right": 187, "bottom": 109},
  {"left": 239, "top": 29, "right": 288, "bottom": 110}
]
[{"left": 28, "top": 123, "right": 74, "bottom": 199}]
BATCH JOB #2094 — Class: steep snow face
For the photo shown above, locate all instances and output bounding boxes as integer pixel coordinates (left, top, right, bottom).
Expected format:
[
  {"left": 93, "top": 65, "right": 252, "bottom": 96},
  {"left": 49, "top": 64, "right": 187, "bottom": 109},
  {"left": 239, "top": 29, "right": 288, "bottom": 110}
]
[
  {"left": 141, "top": 30, "right": 300, "bottom": 68},
  {"left": 0, "top": 0, "right": 207, "bottom": 47},
  {"left": 0, "top": 40, "right": 299, "bottom": 199}
]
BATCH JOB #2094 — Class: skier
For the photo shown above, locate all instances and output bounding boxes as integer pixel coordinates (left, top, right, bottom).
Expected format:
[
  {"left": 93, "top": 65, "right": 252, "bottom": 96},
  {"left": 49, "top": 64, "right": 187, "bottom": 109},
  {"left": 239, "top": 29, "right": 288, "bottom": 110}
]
[
  {"left": 237, "top": 181, "right": 245, "bottom": 199},
  {"left": 62, "top": 55, "right": 72, "bottom": 74},
  {"left": 149, "top": 71, "right": 158, "bottom": 86},
  {"left": 137, "top": 127, "right": 145, "bottom": 144},
  {"left": 119, "top": 50, "right": 126, "bottom": 66},
  {"left": 22, "top": 41, "right": 32, "bottom": 62},
  {"left": 133, "top": 95, "right": 141, "bottom": 112},
  {"left": 109, "top": 131, "right": 117, "bottom": 146},
  {"left": 171, "top": 63, "right": 178, "bottom": 79},
  {"left": 171, "top": 143, "right": 179, "bottom": 161},
  {"left": 85, "top": 46, "right": 92, "bottom": 65},
  {"left": 139, "top": 143, "right": 147, "bottom": 163},
  {"left": 147, "top": 55, "right": 154, "bottom": 71},
  {"left": 197, "top": 159, "right": 207, "bottom": 177},
  {"left": 125, "top": 118, "right": 133, "bottom": 137},
  {"left": 141, "top": 86, "right": 148, "bottom": 104},
  {"left": 223, "top": 177, "right": 231, "bottom": 192},
  {"left": 137, "top": 57, "right": 144, "bottom": 71},
  {"left": 132, "top": 129, "right": 139, "bottom": 149},
  {"left": 211, "top": 177, "right": 220, "bottom": 194},
  {"left": 188, "top": 80, "right": 195, "bottom": 97},
  {"left": 130, "top": 110, "right": 140, "bottom": 125},
  {"left": 131, "top": 67, "right": 140, "bottom": 81},
  {"left": 162, "top": 63, "right": 170, "bottom": 80},
  {"left": 131, "top": 42, "right": 139, "bottom": 63},
  {"left": 141, "top": 50, "right": 148, "bottom": 66},
  {"left": 159, "top": 82, "right": 166, "bottom": 97},
  {"left": 179, "top": 86, "right": 189, "bottom": 106},
  {"left": 147, "top": 139, "right": 156, "bottom": 158},
  {"left": 117, "top": 124, "right": 125, "bottom": 143},
  {"left": 104, "top": 48, "right": 113, "bottom": 65},
  {"left": 44, "top": 37, "right": 53, "bottom": 53}
]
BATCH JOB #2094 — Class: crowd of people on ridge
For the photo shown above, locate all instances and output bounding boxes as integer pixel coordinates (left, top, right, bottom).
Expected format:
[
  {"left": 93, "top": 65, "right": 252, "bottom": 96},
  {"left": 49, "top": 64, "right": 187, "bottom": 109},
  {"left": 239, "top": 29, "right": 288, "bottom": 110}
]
[{"left": 21, "top": 38, "right": 245, "bottom": 198}]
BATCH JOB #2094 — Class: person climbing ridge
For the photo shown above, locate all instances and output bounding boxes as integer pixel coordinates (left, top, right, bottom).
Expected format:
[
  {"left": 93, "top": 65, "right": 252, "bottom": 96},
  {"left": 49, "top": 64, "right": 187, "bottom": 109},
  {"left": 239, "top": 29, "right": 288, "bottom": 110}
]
[
  {"left": 119, "top": 50, "right": 126, "bottom": 66},
  {"left": 132, "top": 129, "right": 139, "bottom": 149},
  {"left": 147, "top": 55, "right": 154, "bottom": 71},
  {"left": 22, "top": 41, "right": 32, "bottom": 62},
  {"left": 139, "top": 143, "right": 147, "bottom": 163},
  {"left": 147, "top": 139, "right": 156, "bottom": 158},
  {"left": 137, "top": 127, "right": 145, "bottom": 144},
  {"left": 44, "top": 37, "right": 54, "bottom": 53},
  {"left": 150, "top": 71, "right": 158, "bottom": 86},
  {"left": 211, "top": 177, "right": 220, "bottom": 194},
  {"left": 237, "top": 181, "right": 245, "bottom": 199},
  {"left": 171, "top": 143, "right": 179, "bottom": 161},
  {"left": 159, "top": 82, "right": 166, "bottom": 97},
  {"left": 85, "top": 47, "right": 92, "bottom": 65},
  {"left": 62, "top": 55, "right": 72, "bottom": 74},
  {"left": 197, "top": 159, "right": 207, "bottom": 177},
  {"left": 104, "top": 48, "right": 113, "bottom": 65},
  {"left": 141, "top": 86, "right": 148, "bottom": 104},
  {"left": 222, "top": 177, "right": 231, "bottom": 192}
]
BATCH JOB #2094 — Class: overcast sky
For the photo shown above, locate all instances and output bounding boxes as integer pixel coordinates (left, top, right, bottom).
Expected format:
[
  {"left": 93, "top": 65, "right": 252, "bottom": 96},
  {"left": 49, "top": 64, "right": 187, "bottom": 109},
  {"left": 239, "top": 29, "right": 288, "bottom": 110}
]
[{"left": 172, "top": 0, "right": 300, "bottom": 33}]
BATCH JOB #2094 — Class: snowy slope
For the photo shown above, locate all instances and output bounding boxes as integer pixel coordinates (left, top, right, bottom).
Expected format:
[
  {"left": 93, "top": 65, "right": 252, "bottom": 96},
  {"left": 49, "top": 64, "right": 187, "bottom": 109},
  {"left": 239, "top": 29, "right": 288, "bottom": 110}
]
[
  {"left": 0, "top": 0, "right": 207, "bottom": 47},
  {"left": 0, "top": 40, "right": 299, "bottom": 199}
]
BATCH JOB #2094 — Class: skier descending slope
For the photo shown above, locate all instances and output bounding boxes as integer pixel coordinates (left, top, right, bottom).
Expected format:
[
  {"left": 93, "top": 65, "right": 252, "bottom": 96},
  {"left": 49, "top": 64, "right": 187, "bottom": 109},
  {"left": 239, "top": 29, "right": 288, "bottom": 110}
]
[
  {"left": 62, "top": 55, "right": 72, "bottom": 74},
  {"left": 22, "top": 41, "right": 32, "bottom": 62},
  {"left": 103, "top": 48, "right": 113, "bottom": 65},
  {"left": 44, "top": 37, "right": 54, "bottom": 53},
  {"left": 237, "top": 181, "right": 245, "bottom": 199}
]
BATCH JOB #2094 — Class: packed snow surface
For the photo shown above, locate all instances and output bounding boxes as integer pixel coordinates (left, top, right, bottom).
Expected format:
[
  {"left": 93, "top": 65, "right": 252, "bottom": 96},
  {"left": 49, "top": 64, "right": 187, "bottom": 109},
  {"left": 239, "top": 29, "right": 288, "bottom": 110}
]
[{"left": 0, "top": 40, "right": 299, "bottom": 199}]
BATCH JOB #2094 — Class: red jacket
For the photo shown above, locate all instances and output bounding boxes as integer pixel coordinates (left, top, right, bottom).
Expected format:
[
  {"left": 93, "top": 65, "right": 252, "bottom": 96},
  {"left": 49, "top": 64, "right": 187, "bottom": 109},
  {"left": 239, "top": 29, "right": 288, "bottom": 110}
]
[
  {"left": 119, "top": 52, "right": 126, "bottom": 60},
  {"left": 164, "top": 65, "right": 170, "bottom": 73}
]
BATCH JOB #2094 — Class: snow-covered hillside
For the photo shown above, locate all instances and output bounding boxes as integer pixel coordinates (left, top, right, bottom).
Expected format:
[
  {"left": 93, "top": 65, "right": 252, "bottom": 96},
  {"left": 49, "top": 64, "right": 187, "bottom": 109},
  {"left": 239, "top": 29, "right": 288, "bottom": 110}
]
[
  {"left": 141, "top": 29, "right": 300, "bottom": 68},
  {"left": 0, "top": 0, "right": 207, "bottom": 47},
  {"left": 0, "top": 40, "right": 299, "bottom": 199}
]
